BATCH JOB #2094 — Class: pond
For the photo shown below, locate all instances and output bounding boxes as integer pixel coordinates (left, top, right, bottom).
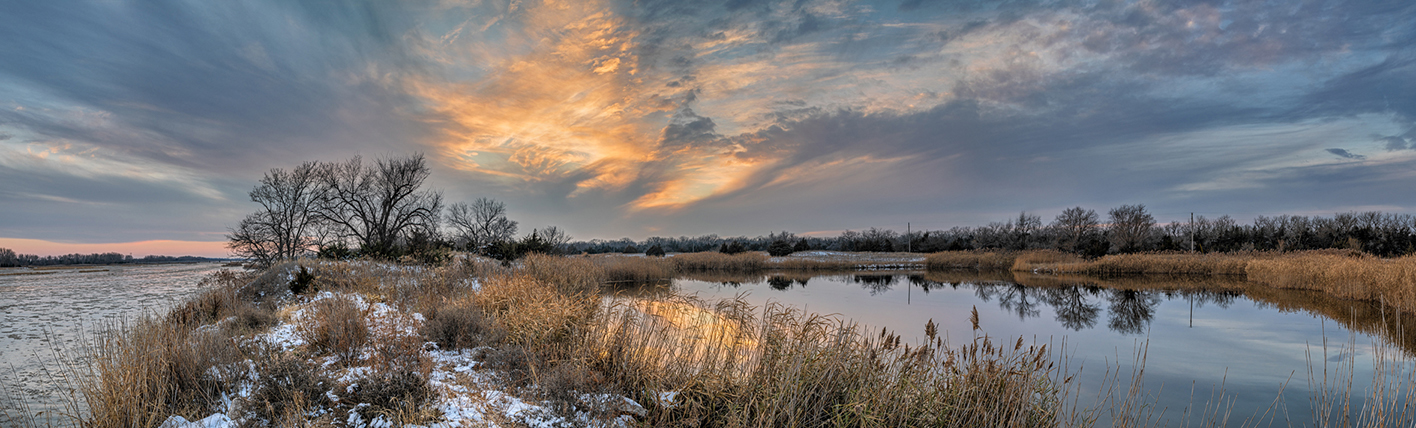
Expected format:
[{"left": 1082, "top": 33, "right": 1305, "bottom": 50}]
[{"left": 659, "top": 270, "right": 1416, "bottom": 425}]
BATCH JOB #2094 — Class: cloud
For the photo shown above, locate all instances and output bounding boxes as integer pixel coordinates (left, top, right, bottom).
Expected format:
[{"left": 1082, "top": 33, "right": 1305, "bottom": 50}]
[
  {"left": 1326, "top": 148, "right": 1366, "bottom": 160},
  {"left": 3, "top": 0, "right": 1416, "bottom": 245},
  {"left": 1379, "top": 136, "right": 1410, "bottom": 151}
]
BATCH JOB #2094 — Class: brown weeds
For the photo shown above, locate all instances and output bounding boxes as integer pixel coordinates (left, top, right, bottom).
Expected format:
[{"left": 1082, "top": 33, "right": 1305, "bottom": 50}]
[
  {"left": 925, "top": 251, "right": 1019, "bottom": 271},
  {"left": 671, "top": 252, "right": 768, "bottom": 272}
]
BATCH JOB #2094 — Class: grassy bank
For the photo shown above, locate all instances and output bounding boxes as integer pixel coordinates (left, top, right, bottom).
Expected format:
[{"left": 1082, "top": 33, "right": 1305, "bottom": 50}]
[
  {"left": 926, "top": 249, "right": 1416, "bottom": 314},
  {"left": 57, "top": 255, "right": 1079, "bottom": 428}
]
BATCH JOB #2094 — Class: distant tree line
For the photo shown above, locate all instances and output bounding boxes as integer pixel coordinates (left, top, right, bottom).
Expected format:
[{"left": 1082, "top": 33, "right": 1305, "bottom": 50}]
[
  {"left": 567, "top": 205, "right": 1416, "bottom": 258},
  {"left": 228, "top": 153, "right": 571, "bottom": 267},
  {"left": 0, "top": 248, "right": 211, "bottom": 267}
]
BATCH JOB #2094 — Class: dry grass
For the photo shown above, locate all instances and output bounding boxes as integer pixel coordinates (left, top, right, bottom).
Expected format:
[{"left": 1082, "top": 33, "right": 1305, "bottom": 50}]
[
  {"left": 1248, "top": 253, "right": 1416, "bottom": 314},
  {"left": 583, "top": 295, "right": 1072, "bottom": 427},
  {"left": 593, "top": 255, "right": 677, "bottom": 283},
  {"left": 475, "top": 275, "right": 600, "bottom": 349},
  {"left": 1040, "top": 252, "right": 1256, "bottom": 276},
  {"left": 77, "top": 316, "right": 244, "bottom": 428},
  {"left": 671, "top": 252, "right": 768, "bottom": 272},
  {"left": 296, "top": 294, "right": 370, "bottom": 364},
  {"left": 926, "top": 251, "right": 1019, "bottom": 271}
]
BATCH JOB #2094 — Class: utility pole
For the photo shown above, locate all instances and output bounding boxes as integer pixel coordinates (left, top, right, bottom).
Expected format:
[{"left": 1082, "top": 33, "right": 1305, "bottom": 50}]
[
  {"left": 1190, "top": 212, "right": 1195, "bottom": 253},
  {"left": 907, "top": 222, "right": 911, "bottom": 253}
]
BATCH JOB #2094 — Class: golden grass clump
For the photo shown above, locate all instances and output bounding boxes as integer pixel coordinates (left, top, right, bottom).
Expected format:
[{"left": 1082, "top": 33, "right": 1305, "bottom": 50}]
[
  {"left": 594, "top": 255, "right": 678, "bottom": 283},
  {"left": 476, "top": 274, "right": 600, "bottom": 349},
  {"left": 582, "top": 295, "right": 1068, "bottom": 427},
  {"left": 671, "top": 251, "right": 768, "bottom": 272},
  {"left": 78, "top": 316, "right": 244, "bottom": 428},
  {"left": 925, "top": 251, "right": 1018, "bottom": 271},
  {"left": 1248, "top": 252, "right": 1416, "bottom": 314},
  {"left": 296, "top": 294, "right": 370, "bottom": 363},
  {"left": 1010, "top": 250, "right": 1085, "bottom": 271},
  {"left": 521, "top": 253, "right": 605, "bottom": 295},
  {"left": 1043, "top": 252, "right": 1254, "bottom": 275}
]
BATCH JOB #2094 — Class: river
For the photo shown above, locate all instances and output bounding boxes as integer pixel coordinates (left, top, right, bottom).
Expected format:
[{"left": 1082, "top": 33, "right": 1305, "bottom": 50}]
[{"left": 0, "top": 263, "right": 228, "bottom": 424}]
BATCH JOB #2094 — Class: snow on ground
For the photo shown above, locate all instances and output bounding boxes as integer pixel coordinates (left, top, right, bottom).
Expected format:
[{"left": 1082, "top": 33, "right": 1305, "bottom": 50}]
[{"left": 168, "top": 290, "right": 640, "bottom": 428}]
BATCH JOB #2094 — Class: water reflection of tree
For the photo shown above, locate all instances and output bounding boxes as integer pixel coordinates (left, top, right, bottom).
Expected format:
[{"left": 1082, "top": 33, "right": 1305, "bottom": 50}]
[
  {"left": 853, "top": 275, "right": 896, "bottom": 295},
  {"left": 907, "top": 275, "right": 959, "bottom": 293},
  {"left": 975, "top": 282, "right": 1043, "bottom": 321},
  {"left": 1107, "top": 289, "right": 1162, "bottom": 334},
  {"left": 768, "top": 276, "right": 793, "bottom": 290},
  {"left": 1041, "top": 285, "right": 1103, "bottom": 331}
]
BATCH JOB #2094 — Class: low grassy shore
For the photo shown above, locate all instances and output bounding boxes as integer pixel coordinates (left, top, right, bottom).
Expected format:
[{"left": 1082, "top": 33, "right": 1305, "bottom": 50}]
[
  {"left": 54, "top": 254, "right": 1080, "bottom": 428},
  {"left": 926, "top": 249, "right": 1416, "bottom": 314}
]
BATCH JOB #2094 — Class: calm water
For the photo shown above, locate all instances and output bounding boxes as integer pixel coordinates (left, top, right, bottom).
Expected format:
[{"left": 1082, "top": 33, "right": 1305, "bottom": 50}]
[
  {"left": 0, "top": 263, "right": 227, "bottom": 422},
  {"left": 668, "top": 270, "right": 1416, "bottom": 426}
]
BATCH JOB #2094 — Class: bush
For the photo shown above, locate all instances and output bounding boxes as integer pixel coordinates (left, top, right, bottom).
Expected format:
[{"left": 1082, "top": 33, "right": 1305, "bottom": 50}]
[
  {"left": 341, "top": 367, "right": 434, "bottom": 423},
  {"left": 767, "top": 239, "right": 794, "bottom": 257},
  {"left": 289, "top": 265, "right": 315, "bottom": 294},
  {"left": 719, "top": 240, "right": 747, "bottom": 255},
  {"left": 297, "top": 295, "right": 369, "bottom": 364},
  {"left": 420, "top": 305, "right": 505, "bottom": 349},
  {"left": 317, "top": 242, "right": 357, "bottom": 261},
  {"left": 247, "top": 347, "right": 335, "bottom": 425},
  {"left": 622, "top": 245, "right": 639, "bottom": 254},
  {"left": 645, "top": 244, "right": 665, "bottom": 257},
  {"left": 793, "top": 239, "right": 810, "bottom": 252}
]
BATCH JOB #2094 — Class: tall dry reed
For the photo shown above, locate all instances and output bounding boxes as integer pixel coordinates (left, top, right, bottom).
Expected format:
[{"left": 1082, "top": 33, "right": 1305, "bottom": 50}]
[
  {"left": 582, "top": 293, "right": 1070, "bottom": 427},
  {"left": 1248, "top": 253, "right": 1416, "bottom": 314},
  {"left": 672, "top": 252, "right": 768, "bottom": 272},
  {"left": 593, "top": 255, "right": 677, "bottom": 283},
  {"left": 925, "top": 251, "right": 1018, "bottom": 271}
]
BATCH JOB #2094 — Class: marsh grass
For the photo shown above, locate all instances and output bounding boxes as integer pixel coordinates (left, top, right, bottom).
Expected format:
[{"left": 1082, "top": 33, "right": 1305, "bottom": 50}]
[
  {"left": 296, "top": 294, "right": 370, "bottom": 364},
  {"left": 581, "top": 294, "right": 1073, "bottom": 427},
  {"left": 926, "top": 250, "right": 1019, "bottom": 271},
  {"left": 593, "top": 255, "right": 676, "bottom": 283},
  {"left": 1248, "top": 253, "right": 1416, "bottom": 314},
  {"left": 671, "top": 252, "right": 768, "bottom": 272}
]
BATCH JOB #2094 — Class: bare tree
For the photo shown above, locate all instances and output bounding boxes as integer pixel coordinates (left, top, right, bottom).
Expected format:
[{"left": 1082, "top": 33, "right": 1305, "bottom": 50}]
[
  {"left": 226, "top": 162, "right": 324, "bottom": 266},
  {"left": 228, "top": 213, "right": 279, "bottom": 265},
  {"left": 538, "top": 225, "right": 571, "bottom": 254},
  {"left": 1108, "top": 204, "right": 1155, "bottom": 253},
  {"left": 1011, "top": 211, "right": 1042, "bottom": 250},
  {"left": 1052, "top": 207, "right": 1099, "bottom": 252},
  {"left": 318, "top": 154, "right": 442, "bottom": 257},
  {"left": 445, "top": 197, "right": 518, "bottom": 252}
]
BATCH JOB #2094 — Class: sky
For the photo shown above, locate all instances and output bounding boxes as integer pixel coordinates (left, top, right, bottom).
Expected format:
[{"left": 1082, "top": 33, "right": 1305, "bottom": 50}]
[{"left": 1, "top": 0, "right": 1414, "bottom": 258}]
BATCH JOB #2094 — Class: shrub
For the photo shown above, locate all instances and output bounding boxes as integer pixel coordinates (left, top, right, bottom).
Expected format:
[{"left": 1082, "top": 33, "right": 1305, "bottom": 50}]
[
  {"left": 341, "top": 367, "right": 435, "bottom": 424},
  {"left": 297, "top": 295, "right": 369, "bottom": 363},
  {"left": 622, "top": 245, "right": 639, "bottom": 254},
  {"left": 420, "top": 304, "right": 506, "bottom": 349},
  {"left": 645, "top": 244, "right": 666, "bottom": 257},
  {"left": 767, "top": 239, "right": 794, "bottom": 257},
  {"left": 246, "top": 346, "right": 335, "bottom": 426},
  {"left": 289, "top": 265, "right": 315, "bottom": 294},
  {"left": 793, "top": 239, "right": 810, "bottom": 252},
  {"left": 719, "top": 240, "right": 747, "bottom": 255}
]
